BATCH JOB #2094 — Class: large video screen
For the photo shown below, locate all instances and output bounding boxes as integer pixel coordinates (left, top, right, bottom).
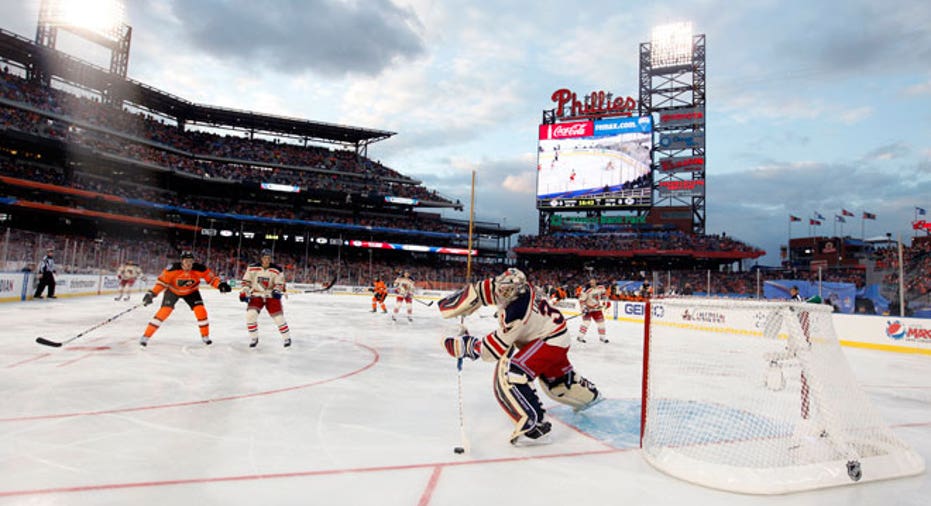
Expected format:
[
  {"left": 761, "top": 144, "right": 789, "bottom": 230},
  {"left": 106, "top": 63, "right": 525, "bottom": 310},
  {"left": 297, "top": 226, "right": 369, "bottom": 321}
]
[{"left": 536, "top": 116, "right": 653, "bottom": 210}]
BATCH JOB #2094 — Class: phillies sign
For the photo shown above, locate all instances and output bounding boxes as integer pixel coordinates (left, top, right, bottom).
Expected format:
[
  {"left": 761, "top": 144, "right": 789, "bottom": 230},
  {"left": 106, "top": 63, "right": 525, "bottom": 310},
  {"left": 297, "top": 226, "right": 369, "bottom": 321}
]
[{"left": 551, "top": 88, "right": 637, "bottom": 119}]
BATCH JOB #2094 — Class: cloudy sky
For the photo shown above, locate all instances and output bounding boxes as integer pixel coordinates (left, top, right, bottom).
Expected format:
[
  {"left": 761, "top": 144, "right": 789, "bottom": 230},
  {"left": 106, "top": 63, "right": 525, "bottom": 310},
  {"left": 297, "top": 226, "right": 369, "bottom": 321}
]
[{"left": 3, "top": 0, "right": 930, "bottom": 265}]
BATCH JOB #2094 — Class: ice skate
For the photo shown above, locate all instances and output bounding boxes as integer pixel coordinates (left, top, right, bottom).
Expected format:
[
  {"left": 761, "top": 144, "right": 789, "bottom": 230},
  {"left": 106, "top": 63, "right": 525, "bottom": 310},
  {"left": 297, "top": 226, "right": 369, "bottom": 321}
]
[
  {"left": 249, "top": 336, "right": 259, "bottom": 348},
  {"left": 283, "top": 338, "right": 291, "bottom": 348},
  {"left": 123, "top": 296, "right": 130, "bottom": 301},
  {"left": 576, "top": 334, "right": 587, "bottom": 343},
  {"left": 139, "top": 336, "right": 149, "bottom": 347},
  {"left": 599, "top": 336, "right": 609, "bottom": 343},
  {"left": 202, "top": 336, "right": 213, "bottom": 346}
]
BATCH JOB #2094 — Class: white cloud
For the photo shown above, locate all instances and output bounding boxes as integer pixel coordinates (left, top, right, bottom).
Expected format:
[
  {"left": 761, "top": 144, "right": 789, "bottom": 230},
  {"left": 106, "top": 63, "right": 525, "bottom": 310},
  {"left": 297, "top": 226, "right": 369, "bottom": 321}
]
[
  {"left": 838, "top": 106, "right": 873, "bottom": 124},
  {"left": 501, "top": 172, "right": 536, "bottom": 194},
  {"left": 903, "top": 78, "right": 931, "bottom": 96}
]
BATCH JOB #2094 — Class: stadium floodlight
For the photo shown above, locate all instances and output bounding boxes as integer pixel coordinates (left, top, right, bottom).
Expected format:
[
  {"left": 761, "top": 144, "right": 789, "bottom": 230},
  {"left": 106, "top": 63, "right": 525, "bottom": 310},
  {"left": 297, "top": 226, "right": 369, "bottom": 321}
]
[
  {"left": 650, "top": 22, "right": 693, "bottom": 69},
  {"left": 41, "top": 0, "right": 126, "bottom": 42}
]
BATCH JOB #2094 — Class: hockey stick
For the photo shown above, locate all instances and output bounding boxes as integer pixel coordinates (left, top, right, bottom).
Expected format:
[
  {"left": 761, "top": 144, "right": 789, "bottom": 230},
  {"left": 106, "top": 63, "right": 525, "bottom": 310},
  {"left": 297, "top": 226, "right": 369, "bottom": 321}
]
[
  {"left": 302, "top": 276, "right": 337, "bottom": 293},
  {"left": 454, "top": 356, "right": 470, "bottom": 455},
  {"left": 36, "top": 303, "right": 144, "bottom": 348},
  {"left": 413, "top": 297, "right": 434, "bottom": 307}
]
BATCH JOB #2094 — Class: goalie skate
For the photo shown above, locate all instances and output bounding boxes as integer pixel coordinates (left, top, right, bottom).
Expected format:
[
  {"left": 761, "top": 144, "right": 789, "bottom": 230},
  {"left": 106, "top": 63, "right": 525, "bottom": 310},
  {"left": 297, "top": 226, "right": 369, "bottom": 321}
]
[{"left": 509, "top": 421, "right": 553, "bottom": 446}]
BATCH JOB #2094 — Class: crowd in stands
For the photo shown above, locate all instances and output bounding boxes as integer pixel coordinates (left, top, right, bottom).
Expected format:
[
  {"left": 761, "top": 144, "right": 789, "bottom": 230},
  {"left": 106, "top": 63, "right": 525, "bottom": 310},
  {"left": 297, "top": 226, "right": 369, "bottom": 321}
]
[
  {"left": 0, "top": 69, "right": 455, "bottom": 205},
  {"left": 0, "top": 228, "right": 496, "bottom": 288},
  {"left": 873, "top": 240, "right": 931, "bottom": 301},
  {"left": 3, "top": 227, "right": 930, "bottom": 313},
  {"left": 518, "top": 230, "right": 763, "bottom": 255},
  {"left": 0, "top": 159, "right": 471, "bottom": 238}
]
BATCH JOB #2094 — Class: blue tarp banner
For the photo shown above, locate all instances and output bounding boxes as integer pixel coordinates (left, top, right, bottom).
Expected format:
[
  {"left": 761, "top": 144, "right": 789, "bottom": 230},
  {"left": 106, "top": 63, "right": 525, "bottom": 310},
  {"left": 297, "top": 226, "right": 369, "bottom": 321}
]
[{"left": 763, "top": 280, "right": 856, "bottom": 314}]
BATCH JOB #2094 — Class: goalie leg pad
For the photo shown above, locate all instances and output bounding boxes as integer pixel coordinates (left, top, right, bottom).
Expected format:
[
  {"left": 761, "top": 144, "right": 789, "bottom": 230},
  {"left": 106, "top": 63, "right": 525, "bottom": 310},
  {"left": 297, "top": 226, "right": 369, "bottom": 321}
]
[
  {"left": 438, "top": 284, "right": 481, "bottom": 319},
  {"left": 539, "top": 370, "right": 601, "bottom": 411},
  {"left": 493, "top": 358, "right": 548, "bottom": 443}
]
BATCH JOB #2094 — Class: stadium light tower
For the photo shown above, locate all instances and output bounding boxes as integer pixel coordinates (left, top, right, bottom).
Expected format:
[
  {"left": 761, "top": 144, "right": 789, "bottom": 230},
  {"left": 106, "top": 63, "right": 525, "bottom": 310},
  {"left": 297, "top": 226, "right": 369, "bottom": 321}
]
[
  {"left": 650, "top": 22, "right": 693, "bottom": 69},
  {"left": 640, "top": 22, "right": 706, "bottom": 235},
  {"left": 39, "top": 0, "right": 127, "bottom": 43},
  {"left": 34, "top": 0, "right": 132, "bottom": 102}
]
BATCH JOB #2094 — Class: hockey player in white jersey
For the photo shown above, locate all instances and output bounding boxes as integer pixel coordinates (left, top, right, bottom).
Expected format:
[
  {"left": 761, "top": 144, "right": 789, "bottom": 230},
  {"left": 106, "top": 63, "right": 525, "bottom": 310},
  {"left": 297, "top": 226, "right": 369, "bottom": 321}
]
[
  {"left": 240, "top": 249, "right": 292, "bottom": 348},
  {"left": 577, "top": 278, "right": 609, "bottom": 343},
  {"left": 438, "top": 268, "right": 601, "bottom": 445},
  {"left": 114, "top": 260, "right": 143, "bottom": 301},
  {"left": 392, "top": 270, "right": 415, "bottom": 322}
]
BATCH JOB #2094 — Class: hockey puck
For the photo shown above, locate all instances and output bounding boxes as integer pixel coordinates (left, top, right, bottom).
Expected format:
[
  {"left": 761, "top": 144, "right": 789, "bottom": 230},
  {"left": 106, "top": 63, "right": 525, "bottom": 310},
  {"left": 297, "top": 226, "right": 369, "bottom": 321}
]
[{"left": 453, "top": 446, "right": 465, "bottom": 454}]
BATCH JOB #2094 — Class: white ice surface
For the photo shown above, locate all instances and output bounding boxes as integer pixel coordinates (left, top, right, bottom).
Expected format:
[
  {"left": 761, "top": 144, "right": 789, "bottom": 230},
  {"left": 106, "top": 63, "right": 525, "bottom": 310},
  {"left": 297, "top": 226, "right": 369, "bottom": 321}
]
[{"left": 0, "top": 291, "right": 928, "bottom": 505}]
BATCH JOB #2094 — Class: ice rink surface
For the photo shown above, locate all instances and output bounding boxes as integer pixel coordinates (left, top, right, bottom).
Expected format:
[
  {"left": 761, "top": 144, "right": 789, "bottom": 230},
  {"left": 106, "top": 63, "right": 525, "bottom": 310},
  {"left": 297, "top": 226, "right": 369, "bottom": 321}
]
[{"left": 1, "top": 291, "right": 929, "bottom": 505}]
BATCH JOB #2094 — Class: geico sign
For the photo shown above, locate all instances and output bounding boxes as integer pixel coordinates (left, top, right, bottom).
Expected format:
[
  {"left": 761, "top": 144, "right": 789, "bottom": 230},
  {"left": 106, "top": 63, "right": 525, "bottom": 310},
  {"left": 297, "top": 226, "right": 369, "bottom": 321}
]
[{"left": 624, "top": 303, "right": 644, "bottom": 315}]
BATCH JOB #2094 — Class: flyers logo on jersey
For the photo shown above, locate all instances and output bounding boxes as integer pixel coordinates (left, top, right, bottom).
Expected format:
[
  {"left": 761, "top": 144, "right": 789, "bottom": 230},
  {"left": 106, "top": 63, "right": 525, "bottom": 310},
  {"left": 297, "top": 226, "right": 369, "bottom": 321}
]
[{"left": 177, "top": 279, "right": 198, "bottom": 287}]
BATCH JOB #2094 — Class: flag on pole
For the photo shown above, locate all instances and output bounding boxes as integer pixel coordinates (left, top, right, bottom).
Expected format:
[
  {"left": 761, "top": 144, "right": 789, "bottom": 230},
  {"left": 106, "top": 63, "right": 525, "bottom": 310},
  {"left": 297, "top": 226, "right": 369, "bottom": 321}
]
[
  {"left": 789, "top": 215, "right": 801, "bottom": 222},
  {"left": 863, "top": 211, "right": 877, "bottom": 220},
  {"left": 814, "top": 212, "right": 826, "bottom": 220},
  {"left": 918, "top": 207, "right": 927, "bottom": 216},
  {"left": 835, "top": 215, "right": 846, "bottom": 223},
  {"left": 842, "top": 209, "right": 855, "bottom": 217},
  {"left": 810, "top": 219, "right": 822, "bottom": 226}
]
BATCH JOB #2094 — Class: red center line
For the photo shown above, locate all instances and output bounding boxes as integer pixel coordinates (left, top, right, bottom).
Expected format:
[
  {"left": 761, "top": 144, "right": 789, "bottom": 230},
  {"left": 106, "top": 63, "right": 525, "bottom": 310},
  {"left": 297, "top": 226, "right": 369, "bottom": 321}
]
[
  {"left": 0, "top": 447, "right": 627, "bottom": 499},
  {"left": 57, "top": 353, "right": 95, "bottom": 367},
  {"left": 0, "top": 340, "right": 379, "bottom": 423},
  {"left": 5, "top": 353, "right": 51, "bottom": 369},
  {"left": 416, "top": 465, "right": 444, "bottom": 506}
]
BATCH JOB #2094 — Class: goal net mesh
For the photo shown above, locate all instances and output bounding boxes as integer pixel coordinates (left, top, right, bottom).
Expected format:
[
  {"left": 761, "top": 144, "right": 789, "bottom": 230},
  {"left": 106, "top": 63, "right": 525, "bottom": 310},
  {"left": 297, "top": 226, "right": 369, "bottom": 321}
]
[{"left": 641, "top": 298, "right": 924, "bottom": 494}]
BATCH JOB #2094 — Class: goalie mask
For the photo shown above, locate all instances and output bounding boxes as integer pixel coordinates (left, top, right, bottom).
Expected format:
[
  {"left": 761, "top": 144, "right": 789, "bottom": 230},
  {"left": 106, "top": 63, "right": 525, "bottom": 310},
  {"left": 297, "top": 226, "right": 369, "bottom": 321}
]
[{"left": 477, "top": 268, "right": 528, "bottom": 307}]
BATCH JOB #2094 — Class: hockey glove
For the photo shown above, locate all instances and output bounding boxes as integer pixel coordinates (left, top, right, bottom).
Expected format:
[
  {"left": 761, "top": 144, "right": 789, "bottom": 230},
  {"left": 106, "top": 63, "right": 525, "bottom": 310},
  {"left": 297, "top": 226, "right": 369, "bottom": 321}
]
[
  {"left": 443, "top": 334, "right": 480, "bottom": 361},
  {"left": 271, "top": 289, "right": 283, "bottom": 299},
  {"left": 217, "top": 281, "right": 232, "bottom": 293},
  {"left": 142, "top": 291, "right": 155, "bottom": 306},
  {"left": 239, "top": 291, "right": 250, "bottom": 303}
]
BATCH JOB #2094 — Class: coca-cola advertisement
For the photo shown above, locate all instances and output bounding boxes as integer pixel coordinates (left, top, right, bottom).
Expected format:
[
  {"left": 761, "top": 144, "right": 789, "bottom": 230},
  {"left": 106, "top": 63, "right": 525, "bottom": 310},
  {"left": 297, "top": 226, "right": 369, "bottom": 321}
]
[
  {"left": 536, "top": 116, "right": 653, "bottom": 210},
  {"left": 538, "top": 120, "right": 593, "bottom": 140}
]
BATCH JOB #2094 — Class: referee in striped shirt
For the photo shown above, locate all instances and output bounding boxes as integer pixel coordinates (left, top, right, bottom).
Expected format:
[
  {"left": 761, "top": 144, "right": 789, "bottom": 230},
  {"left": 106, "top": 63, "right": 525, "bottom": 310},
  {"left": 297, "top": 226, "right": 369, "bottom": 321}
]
[{"left": 33, "top": 248, "right": 57, "bottom": 299}]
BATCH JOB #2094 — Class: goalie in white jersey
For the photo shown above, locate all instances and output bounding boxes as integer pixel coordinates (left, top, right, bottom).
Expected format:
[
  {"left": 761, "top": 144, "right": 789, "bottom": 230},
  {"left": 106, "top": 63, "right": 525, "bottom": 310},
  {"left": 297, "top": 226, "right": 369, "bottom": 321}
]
[
  {"left": 438, "top": 268, "right": 602, "bottom": 445},
  {"left": 392, "top": 270, "right": 415, "bottom": 321},
  {"left": 577, "top": 278, "right": 609, "bottom": 343},
  {"left": 240, "top": 249, "right": 292, "bottom": 348},
  {"left": 114, "top": 260, "right": 143, "bottom": 301}
]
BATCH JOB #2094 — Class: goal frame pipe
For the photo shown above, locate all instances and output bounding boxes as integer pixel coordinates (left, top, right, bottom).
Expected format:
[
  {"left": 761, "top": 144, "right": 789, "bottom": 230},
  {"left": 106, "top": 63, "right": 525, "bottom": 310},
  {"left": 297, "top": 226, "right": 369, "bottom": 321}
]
[{"left": 640, "top": 298, "right": 651, "bottom": 447}]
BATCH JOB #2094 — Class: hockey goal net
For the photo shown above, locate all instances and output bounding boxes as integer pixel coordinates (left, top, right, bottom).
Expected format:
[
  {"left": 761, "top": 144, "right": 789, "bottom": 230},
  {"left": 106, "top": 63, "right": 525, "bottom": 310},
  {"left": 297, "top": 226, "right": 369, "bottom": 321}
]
[{"left": 640, "top": 297, "right": 924, "bottom": 494}]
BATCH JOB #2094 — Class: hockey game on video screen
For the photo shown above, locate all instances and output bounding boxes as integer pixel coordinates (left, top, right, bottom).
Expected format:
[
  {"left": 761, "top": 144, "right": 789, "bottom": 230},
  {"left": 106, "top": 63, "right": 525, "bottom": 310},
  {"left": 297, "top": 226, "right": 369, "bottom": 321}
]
[{"left": 536, "top": 116, "right": 653, "bottom": 210}]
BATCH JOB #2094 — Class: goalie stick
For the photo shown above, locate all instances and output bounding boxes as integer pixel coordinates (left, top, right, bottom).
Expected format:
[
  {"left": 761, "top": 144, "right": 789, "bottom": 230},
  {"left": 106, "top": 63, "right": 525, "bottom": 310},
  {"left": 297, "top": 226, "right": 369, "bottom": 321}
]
[
  {"left": 36, "top": 303, "right": 144, "bottom": 348},
  {"left": 302, "top": 276, "right": 337, "bottom": 293}
]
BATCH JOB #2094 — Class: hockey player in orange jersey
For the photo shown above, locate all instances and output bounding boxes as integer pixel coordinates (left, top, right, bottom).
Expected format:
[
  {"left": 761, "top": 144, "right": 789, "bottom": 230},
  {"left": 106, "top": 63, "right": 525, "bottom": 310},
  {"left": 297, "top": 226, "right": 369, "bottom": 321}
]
[
  {"left": 370, "top": 277, "right": 388, "bottom": 313},
  {"left": 139, "top": 251, "right": 231, "bottom": 347}
]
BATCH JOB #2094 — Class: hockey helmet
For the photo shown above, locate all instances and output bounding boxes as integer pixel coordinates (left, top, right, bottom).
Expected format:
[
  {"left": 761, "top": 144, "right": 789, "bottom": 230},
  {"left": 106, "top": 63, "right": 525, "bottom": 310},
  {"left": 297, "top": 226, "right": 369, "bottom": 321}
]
[
  {"left": 180, "top": 251, "right": 194, "bottom": 260},
  {"left": 260, "top": 248, "right": 273, "bottom": 258}
]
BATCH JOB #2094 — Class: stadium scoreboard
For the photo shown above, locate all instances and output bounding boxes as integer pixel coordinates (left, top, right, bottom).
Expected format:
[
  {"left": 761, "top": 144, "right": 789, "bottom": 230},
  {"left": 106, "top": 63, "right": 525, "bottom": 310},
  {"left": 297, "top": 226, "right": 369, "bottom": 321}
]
[{"left": 536, "top": 115, "right": 653, "bottom": 211}]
